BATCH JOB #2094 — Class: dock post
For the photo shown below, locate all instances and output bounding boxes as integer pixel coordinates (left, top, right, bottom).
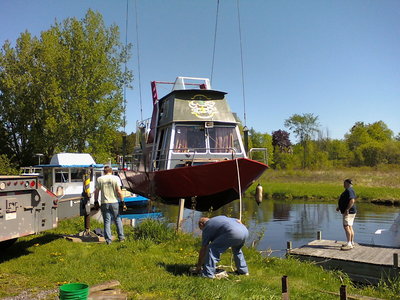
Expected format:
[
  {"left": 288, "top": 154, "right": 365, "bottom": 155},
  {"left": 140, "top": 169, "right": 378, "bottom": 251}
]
[
  {"left": 340, "top": 285, "right": 347, "bottom": 300},
  {"left": 394, "top": 253, "right": 399, "bottom": 268},
  {"left": 176, "top": 198, "right": 185, "bottom": 231},
  {"left": 281, "top": 275, "right": 289, "bottom": 300},
  {"left": 317, "top": 231, "right": 322, "bottom": 240}
]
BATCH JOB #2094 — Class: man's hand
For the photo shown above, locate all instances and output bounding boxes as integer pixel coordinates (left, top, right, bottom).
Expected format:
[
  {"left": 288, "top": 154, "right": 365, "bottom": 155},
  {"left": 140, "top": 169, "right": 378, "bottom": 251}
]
[{"left": 94, "top": 201, "right": 100, "bottom": 210}]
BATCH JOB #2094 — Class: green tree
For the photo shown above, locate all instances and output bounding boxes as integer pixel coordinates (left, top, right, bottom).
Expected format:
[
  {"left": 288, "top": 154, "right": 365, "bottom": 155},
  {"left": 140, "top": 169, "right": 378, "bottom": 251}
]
[
  {"left": 0, "top": 154, "right": 18, "bottom": 175},
  {"left": 284, "top": 113, "right": 319, "bottom": 168},
  {"left": 111, "top": 131, "right": 137, "bottom": 163},
  {"left": 359, "top": 141, "right": 386, "bottom": 167},
  {"left": 0, "top": 10, "right": 132, "bottom": 166},
  {"left": 248, "top": 128, "right": 272, "bottom": 165},
  {"left": 345, "top": 121, "right": 393, "bottom": 166},
  {"left": 307, "top": 142, "right": 331, "bottom": 169},
  {"left": 383, "top": 140, "right": 400, "bottom": 164}
]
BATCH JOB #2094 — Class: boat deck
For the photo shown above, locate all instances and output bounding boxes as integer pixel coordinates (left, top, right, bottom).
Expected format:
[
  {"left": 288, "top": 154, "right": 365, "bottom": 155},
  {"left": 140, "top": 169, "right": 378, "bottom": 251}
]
[{"left": 289, "top": 239, "right": 400, "bottom": 284}]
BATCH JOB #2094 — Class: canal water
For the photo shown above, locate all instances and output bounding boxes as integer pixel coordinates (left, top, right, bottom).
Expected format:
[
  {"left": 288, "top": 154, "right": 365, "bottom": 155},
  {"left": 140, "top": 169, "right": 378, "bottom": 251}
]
[{"left": 122, "top": 197, "right": 400, "bottom": 257}]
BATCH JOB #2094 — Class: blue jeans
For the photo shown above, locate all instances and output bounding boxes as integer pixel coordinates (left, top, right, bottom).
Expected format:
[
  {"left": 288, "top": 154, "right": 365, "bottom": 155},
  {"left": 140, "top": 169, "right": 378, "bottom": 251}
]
[
  {"left": 202, "top": 227, "right": 249, "bottom": 278},
  {"left": 101, "top": 202, "right": 124, "bottom": 244}
]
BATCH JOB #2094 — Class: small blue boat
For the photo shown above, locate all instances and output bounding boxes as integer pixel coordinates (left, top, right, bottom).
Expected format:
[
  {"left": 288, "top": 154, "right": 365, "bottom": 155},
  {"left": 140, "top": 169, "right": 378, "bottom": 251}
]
[
  {"left": 124, "top": 195, "right": 149, "bottom": 207},
  {"left": 121, "top": 212, "right": 163, "bottom": 220}
]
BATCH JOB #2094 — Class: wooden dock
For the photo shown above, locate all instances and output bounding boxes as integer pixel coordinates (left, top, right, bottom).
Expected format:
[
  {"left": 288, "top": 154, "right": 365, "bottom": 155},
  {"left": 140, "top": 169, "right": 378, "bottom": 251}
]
[{"left": 288, "top": 239, "right": 400, "bottom": 284}]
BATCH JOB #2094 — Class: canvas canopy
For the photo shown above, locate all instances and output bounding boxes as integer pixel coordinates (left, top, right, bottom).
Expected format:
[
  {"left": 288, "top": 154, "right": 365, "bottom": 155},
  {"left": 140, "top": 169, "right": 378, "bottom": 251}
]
[
  {"left": 38, "top": 153, "right": 103, "bottom": 168},
  {"left": 157, "top": 90, "right": 237, "bottom": 126}
]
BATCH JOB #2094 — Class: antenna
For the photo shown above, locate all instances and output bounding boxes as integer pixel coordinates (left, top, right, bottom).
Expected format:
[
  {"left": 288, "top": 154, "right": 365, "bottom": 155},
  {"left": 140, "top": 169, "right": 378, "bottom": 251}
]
[
  {"left": 123, "top": 0, "right": 129, "bottom": 133},
  {"left": 121, "top": 0, "right": 130, "bottom": 169},
  {"left": 135, "top": 0, "right": 144, "bottom": 121}
]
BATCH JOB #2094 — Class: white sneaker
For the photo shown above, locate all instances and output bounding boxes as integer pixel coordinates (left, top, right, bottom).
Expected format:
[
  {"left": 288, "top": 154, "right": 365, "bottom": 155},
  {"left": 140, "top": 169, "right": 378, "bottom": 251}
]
[{"left": 341, "top": 244, "right": 353, "bottom": 251}]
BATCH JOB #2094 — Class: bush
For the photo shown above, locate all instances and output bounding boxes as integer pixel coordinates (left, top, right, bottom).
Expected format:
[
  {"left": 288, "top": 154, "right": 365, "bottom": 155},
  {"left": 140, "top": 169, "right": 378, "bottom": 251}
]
[
  {"left": 134, "top": 219, "right": 176, "bottom": 244},
  {"left": 0, "top": 154, "right": 18, "bottom": 175}
]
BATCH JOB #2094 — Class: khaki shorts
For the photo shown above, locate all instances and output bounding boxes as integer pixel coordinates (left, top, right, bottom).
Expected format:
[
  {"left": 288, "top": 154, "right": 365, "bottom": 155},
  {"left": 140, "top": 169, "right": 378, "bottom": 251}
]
[{"left": 343, "top": 214, "right": 356, "bottom": 226}]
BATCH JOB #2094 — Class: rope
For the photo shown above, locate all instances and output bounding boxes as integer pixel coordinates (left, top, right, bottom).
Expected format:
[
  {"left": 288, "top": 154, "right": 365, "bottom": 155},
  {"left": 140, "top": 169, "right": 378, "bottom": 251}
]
[
  {"left": 123, "top": 0, "right": 129, "bottom": 132},
  {"left": 236, "top": 0, "right": 247, "bottom": 126},
  {"left": 135, "top": 0, "right": 144, "bottom": 120},
  {"left": 210, "top": 0, "right": 220, "bottom": 84},
  {"left": 235, "top": 158, "right": 242, "bottom": 221}
]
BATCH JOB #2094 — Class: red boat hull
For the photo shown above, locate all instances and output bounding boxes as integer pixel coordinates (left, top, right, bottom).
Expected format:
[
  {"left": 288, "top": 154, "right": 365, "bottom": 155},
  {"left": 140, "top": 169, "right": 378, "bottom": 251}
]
[{"left": 119, "top": 158, "right": 268, "bottom": 211}]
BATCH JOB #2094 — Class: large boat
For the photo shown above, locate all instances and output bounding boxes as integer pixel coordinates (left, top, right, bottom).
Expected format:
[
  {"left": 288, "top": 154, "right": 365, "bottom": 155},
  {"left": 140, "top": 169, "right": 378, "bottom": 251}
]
[{"left": 119, "top": 77, "right": 268, "bottom": 211}]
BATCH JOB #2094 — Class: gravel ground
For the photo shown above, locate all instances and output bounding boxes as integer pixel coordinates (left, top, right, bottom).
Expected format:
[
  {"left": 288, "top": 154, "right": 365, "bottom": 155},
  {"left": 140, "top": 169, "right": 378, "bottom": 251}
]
[{"left": 1, "top": 289, "right": 59, "bottom": 300}]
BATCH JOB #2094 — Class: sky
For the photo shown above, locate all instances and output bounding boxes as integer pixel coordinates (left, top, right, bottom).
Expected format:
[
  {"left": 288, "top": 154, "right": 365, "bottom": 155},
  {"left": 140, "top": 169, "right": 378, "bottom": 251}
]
[{"left": 1, "top": 0, "right": 399, "bottom": 142}]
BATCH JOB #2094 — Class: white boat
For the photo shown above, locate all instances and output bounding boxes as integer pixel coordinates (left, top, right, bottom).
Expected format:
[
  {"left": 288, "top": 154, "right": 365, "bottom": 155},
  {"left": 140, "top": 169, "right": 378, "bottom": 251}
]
[
  {"left": 39, "top": 153, "right": 103, "bottom": 199},
  {"left": 373, "top": 213, "right": 400, "bottom": 248},
  {"left": 29, "top": 153, "right": 148, "bottom": 220},
  {"left": 36, "top": 153, "right": 104, "bottom": 220}
]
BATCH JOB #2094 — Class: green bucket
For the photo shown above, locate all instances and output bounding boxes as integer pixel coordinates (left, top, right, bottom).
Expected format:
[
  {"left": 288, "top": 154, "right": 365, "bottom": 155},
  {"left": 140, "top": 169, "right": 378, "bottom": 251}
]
[{"left": 59, "top": 283, "right": 89, "bottom": 300}]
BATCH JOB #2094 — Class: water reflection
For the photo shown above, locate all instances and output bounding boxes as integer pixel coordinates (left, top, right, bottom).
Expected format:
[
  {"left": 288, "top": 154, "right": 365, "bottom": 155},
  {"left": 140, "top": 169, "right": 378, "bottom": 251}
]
[{"left": 150, "top": 197, "right": 400, "bottom": 257}]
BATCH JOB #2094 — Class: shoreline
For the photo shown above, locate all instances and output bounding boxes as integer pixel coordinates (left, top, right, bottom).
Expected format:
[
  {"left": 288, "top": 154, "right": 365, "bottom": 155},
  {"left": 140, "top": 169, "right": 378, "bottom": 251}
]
[{"left": 247, "top": 168, "right": 400, "bottom": 206}]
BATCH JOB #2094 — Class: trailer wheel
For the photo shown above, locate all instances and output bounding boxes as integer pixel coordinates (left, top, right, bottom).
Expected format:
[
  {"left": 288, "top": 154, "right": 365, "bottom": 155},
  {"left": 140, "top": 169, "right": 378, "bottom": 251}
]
[{"left": 0, "top": 238, "right": 18, "bottom": 249}]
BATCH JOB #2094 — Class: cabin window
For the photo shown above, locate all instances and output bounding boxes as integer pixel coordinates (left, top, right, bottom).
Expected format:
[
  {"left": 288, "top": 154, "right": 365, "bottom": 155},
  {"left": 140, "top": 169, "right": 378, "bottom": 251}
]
[
  {"left": 71, "top": 168, "right": 85, "bottom": 182},
  {"left": 55, "top": 168, "right": 69, "bottom": 183},
  {"left": 173, "top": 126, "right": 206, "bottom": 153},
  {"left": 209, "top": 127, "right": 241, "bottom": 153}
]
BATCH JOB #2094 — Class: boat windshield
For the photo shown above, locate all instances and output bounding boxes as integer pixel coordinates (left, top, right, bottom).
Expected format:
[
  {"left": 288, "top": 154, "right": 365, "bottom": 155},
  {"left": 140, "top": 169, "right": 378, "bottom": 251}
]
[
  {"left": 174, "top": 125, "right": 206, "bottom": 153},
  {"left": 173, "top": 125, "right": 241, "bottom": 154},
  {"left": 208, "top": 127, "right": 241, "bottom": 153}
]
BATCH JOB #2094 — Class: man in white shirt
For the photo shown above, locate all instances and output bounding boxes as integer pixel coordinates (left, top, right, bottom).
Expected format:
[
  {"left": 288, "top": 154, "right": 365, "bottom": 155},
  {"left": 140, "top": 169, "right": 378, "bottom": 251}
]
[{"left": 94, "top": 166, "right": 126, "bottom": 244}]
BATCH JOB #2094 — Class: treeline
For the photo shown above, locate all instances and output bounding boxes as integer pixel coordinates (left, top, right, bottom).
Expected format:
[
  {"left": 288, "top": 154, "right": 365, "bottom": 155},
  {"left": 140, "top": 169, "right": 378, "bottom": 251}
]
[
  {"left": 0, "top": 10, "right": 131, "bottom": 170},
  {"left": 248, "top": 113, "right": 400, "bottom": 169}
]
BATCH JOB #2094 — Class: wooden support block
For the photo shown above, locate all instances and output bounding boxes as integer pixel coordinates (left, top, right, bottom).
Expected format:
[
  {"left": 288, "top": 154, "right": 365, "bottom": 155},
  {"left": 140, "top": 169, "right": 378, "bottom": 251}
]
[
  {"left": 89, "top": 280, "right": 121, "bottom": 293},
  {"left": 88, "top": 294, "right": 127, "bottom": 300},
  {"left": 64, "top": 235, "right": 105, "bottom": 243}
]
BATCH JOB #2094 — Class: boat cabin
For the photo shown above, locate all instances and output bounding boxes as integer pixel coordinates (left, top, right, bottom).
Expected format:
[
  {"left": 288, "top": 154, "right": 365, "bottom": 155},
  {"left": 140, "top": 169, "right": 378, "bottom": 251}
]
[
  {"left": 38, "top": 153, "right": 103, "bottom": 198},
  {"left": 134, "top": 77, "right": 246, "bottom": 171}
]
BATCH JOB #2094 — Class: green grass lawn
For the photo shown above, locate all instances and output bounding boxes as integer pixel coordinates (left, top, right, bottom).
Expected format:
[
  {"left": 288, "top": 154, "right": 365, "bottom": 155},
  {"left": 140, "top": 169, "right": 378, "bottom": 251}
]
[
  {"left": 1, "top": 218, "right": 398, "bottom": 299},
  {"left": 248, "top": 168, "right": 400, "bottom": 204}
]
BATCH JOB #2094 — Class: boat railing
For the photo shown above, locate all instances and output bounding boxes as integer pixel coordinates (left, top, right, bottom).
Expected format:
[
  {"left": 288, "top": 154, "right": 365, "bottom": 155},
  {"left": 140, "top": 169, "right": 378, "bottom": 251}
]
[
  {"left": 20, "top": 167, "right": 43, "bottom": 176},
  {"left": 125, "top": 147, "right": 245, "bottom": 172},
  {"left": 248, "top": 148, "right": 268, "bottom": 165},
  {"left": 151, "top": 147, "right": 242, "bottom": 170}
]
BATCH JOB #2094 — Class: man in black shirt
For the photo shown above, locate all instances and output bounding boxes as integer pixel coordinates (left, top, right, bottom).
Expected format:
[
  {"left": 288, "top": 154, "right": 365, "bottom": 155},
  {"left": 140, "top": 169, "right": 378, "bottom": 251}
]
[{"left": 336, "top": 179, "right": 357, "bottom": 250}]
